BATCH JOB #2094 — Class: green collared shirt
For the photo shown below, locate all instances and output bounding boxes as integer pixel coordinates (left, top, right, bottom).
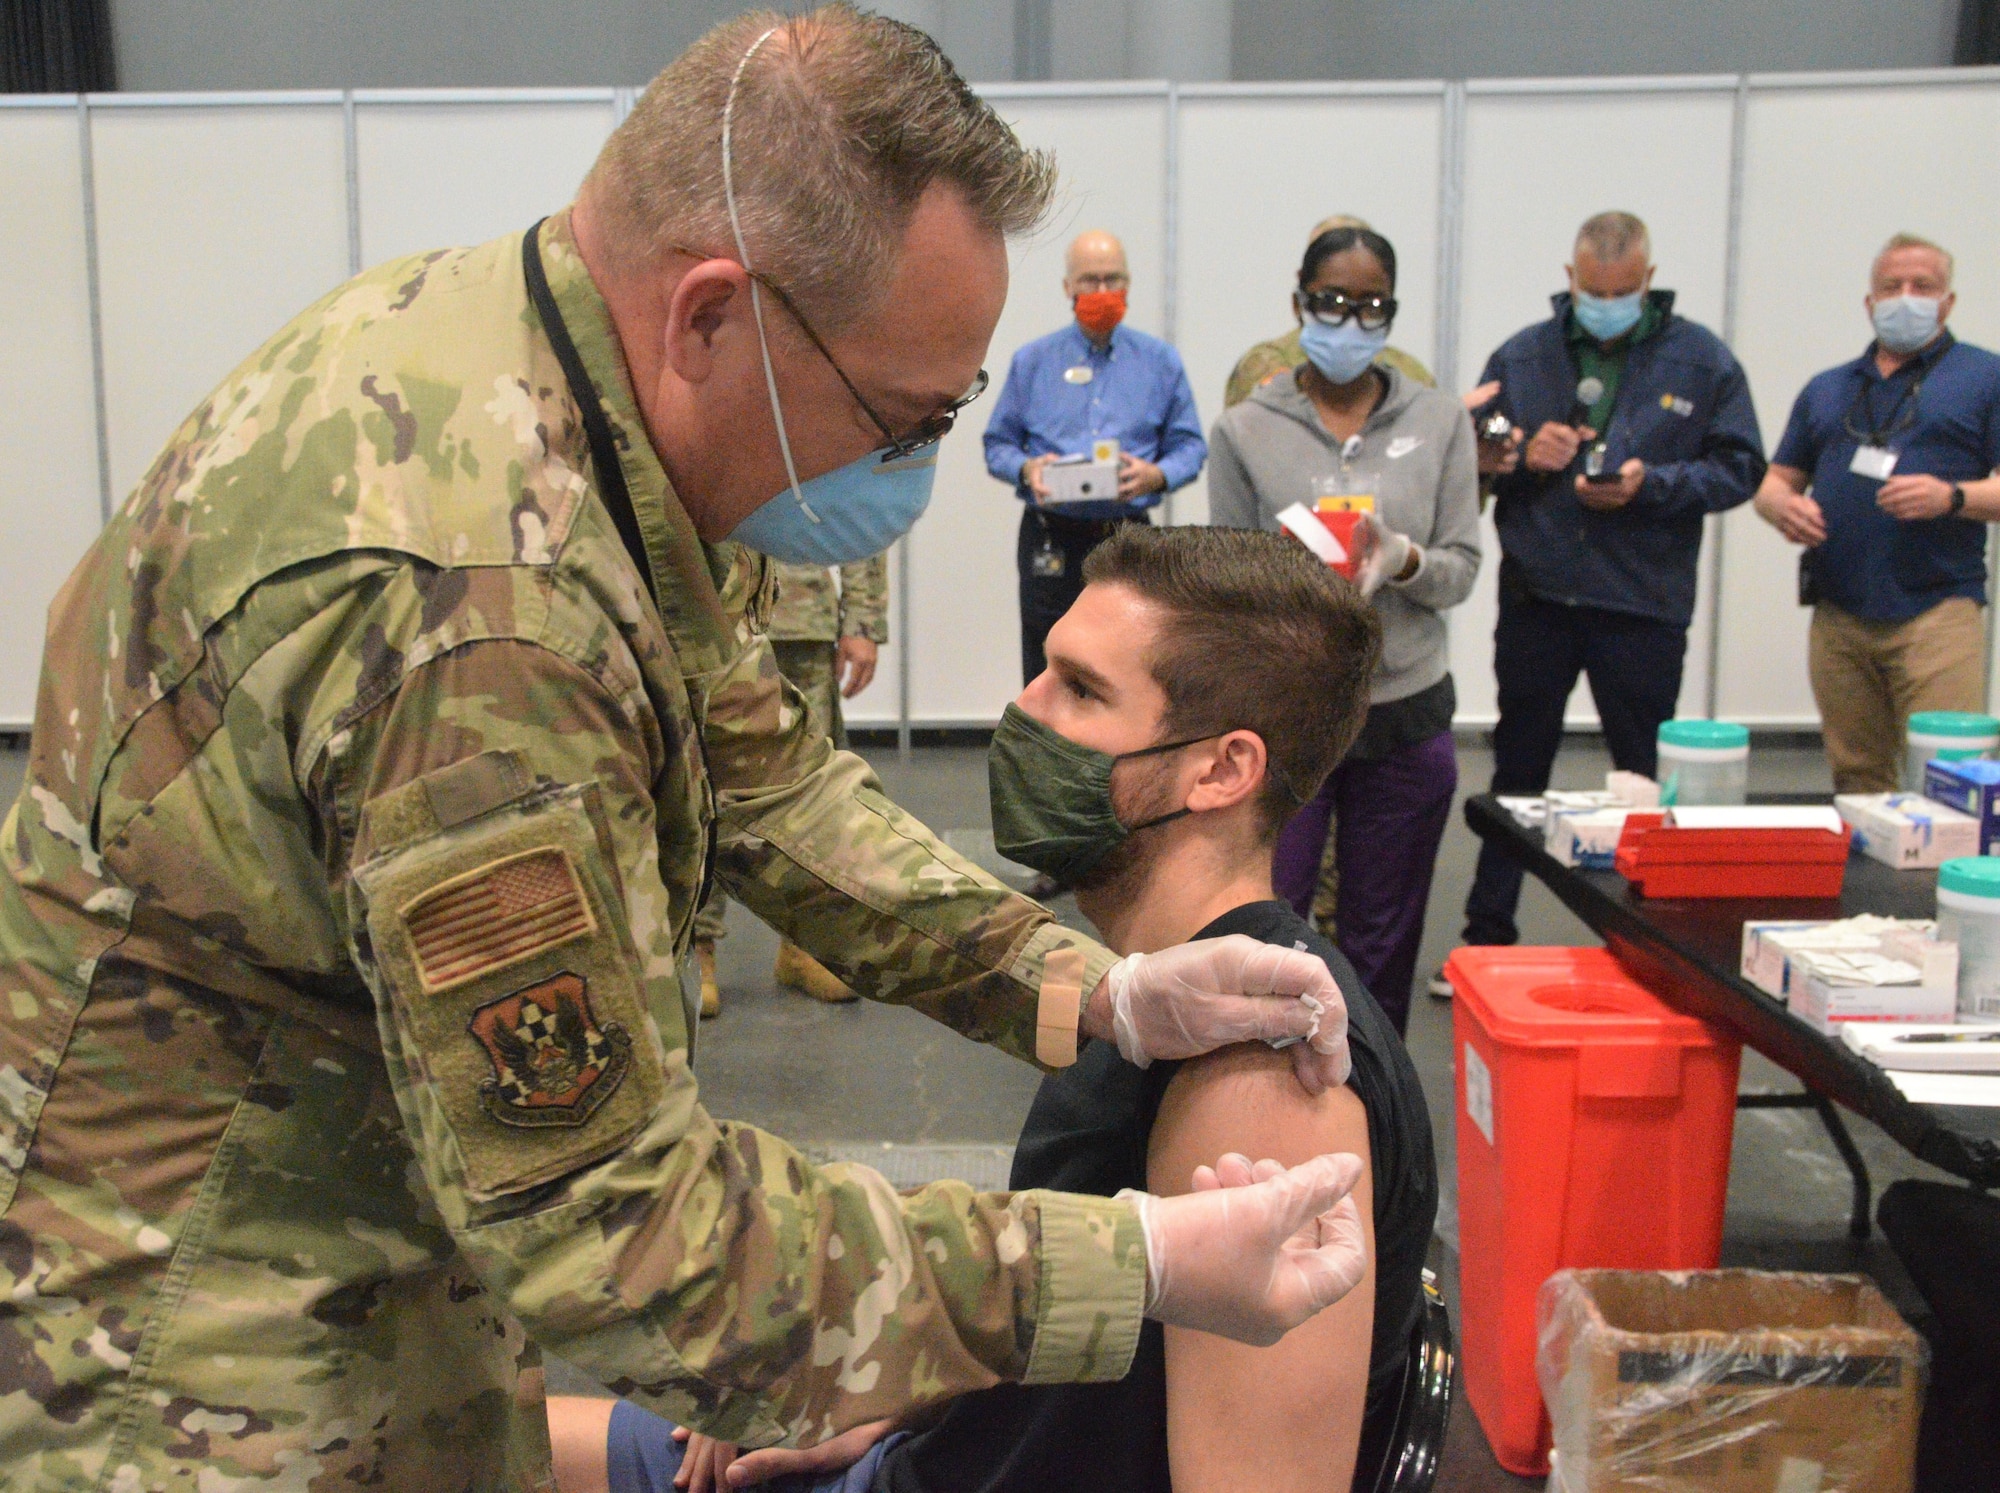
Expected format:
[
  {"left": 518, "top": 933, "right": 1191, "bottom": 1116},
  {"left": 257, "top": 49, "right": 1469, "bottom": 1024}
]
[{"left": 1566, "top": 295, "right": 1667, "bottom": 431}]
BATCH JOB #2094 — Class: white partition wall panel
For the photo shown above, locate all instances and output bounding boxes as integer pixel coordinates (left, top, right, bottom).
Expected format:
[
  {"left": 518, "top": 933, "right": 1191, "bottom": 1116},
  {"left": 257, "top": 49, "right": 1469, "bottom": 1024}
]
[
  {"left": 91, "top": 101, "right": 352, "bottom": 502},
  {"left": 1173, "top": 86, "right": 1444, "bottom": 526},
  {"left": 1720, "top": 76, "right": 2000, "bottom": 723},
  {"left": 354, "top": 94, "right": 618, "bottom": 268},
  {"left": 1454, "top": 83, "right": 1738, "bottom": 727},
  {"left": 0, "top": 106, "right": 103, "bottom": 728},
  {"left": 909, "top": 88, "right": 1169, "bottom": 723}
]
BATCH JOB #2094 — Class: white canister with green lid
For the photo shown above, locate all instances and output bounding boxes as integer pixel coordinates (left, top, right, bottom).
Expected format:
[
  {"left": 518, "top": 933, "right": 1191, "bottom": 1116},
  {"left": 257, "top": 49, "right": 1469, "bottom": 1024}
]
[
  {"left": 1937, "top": 856, "right": 2000, "bottom": 1020},
  {"left": 1657, "top": 719, "right": 1749, "bottom": 806},
  {"left": 1905, "top": 710, "right": 2000, "bottom": 792}
]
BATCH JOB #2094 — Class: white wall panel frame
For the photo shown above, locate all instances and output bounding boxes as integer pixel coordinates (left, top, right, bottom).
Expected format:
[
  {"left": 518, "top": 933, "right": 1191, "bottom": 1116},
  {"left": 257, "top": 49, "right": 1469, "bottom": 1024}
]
[
  {"left": 899, "top": 86, "right": 1169, "bottom": 724},
  {"left": 1719, "top": 71, "right": 2000, "bottom": 724},
  {"left": 1171, "top": 83, "right": 1446, "bottom": 527},
  {"left": 1454, "top": 79, "right": 1739, "bottom": 729},
  {"left": 89, "top": 94, "right": 352, "bottom": 505},
  {"left": 0, "top": 100, "right": 104, "bottom": 729},
  {"left": 351, "top": 90, "right": 618, "bottom": 269}
]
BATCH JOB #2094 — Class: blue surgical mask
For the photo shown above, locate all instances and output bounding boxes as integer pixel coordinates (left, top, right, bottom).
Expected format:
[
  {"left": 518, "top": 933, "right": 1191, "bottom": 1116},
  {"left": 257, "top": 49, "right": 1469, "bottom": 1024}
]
[
  {"left": 716, "top": 28, "right": 939, "bottom": 565},
  {"left": 1872, "top": 295, "right": 1942, "bottom": 356},
  {"left": 728, "top": 447, "right": 937, "bottom": 564},
  {"left": 1573, "top": 290, "right": 1644, "bottom": 343},
  {"left": 1299, "top": 316, "right": 1388, "bottom": 386}
]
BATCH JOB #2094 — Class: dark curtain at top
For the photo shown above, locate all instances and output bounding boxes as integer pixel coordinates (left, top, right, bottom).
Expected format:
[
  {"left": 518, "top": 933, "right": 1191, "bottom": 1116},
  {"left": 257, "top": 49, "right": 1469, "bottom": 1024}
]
[
  {"left": 1958, "top": 0, "right": 2000, "bottom": 64},
  {"left": 3, "top": 0, "right": 116, "bottom": 93}
]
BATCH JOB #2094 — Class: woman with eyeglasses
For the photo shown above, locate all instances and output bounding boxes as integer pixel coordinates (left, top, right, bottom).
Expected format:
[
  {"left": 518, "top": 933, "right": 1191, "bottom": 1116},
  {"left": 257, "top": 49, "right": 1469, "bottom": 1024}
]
[{"left": 1208, "top": 224, "right": 1482, "bottom": 1035}]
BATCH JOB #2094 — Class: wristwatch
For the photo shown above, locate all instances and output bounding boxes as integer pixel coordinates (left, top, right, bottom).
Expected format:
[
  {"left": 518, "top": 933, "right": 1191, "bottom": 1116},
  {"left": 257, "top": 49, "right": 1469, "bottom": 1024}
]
[{"left": 1950, "top": 483, "right": 1967, "bottom": 515}]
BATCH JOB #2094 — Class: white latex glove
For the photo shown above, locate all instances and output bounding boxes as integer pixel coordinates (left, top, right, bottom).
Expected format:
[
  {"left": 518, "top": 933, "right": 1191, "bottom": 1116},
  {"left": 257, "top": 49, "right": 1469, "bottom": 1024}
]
[
  {"left": 1352, "top": 511, "right": 1416, "bottom": 598},
  {"left": 1105, "top": 934, "right": 1352, "bottom": 1092},
  {"left": 1117, "top": 1151, "right": 1368, "bottom": 1345}
]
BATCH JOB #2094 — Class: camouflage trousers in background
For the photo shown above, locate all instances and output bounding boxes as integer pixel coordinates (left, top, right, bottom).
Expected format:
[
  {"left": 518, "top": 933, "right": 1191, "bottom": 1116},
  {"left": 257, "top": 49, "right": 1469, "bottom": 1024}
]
[
  {"left": 696, "top": 640, "right": 845, "bottom": 943},
  {"left": 1312, "top": 814, "right": 1340, "bottom": 935}
]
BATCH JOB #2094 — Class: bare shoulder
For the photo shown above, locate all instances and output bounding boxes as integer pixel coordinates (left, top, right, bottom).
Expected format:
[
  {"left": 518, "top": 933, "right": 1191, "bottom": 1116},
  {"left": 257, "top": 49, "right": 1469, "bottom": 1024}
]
[{"left": 1150, "top": 1043, "right": 1369, "bottom": 1191}]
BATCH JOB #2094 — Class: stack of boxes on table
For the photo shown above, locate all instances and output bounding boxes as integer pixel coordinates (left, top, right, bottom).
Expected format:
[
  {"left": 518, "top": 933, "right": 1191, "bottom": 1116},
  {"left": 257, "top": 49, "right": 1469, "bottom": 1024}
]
[{"left": 1504, "top": 710, "right": 2000, "bottom": 1080}]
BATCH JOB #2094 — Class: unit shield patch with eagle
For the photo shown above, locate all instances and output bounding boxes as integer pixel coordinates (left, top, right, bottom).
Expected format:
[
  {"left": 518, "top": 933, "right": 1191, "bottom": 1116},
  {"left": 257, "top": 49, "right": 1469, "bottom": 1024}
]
[{"left": 468, "top": 972, "right": 632, "bottom": 1127}]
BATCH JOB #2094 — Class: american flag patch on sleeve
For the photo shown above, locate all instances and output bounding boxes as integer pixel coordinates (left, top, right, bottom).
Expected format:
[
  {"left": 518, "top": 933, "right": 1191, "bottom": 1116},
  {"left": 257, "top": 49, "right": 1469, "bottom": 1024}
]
[{"left": 400, "top": 847, "right": 597, "bottom": 993}]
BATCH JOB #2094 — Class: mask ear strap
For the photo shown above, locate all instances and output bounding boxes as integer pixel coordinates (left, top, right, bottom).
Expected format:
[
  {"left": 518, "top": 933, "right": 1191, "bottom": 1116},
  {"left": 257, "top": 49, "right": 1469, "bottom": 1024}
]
[
  {"left": 721, "top": 26, "right": 819, "bottom": 525},
  {"left": 1115, "top": 733, "right": 1219, "bottom": 763}
]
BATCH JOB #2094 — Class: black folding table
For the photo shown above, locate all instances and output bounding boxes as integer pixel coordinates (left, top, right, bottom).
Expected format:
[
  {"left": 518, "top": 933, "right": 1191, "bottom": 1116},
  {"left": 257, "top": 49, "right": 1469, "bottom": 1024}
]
[{"left": 1464, "top": 793, "right": 2000, "bottom": 1237}]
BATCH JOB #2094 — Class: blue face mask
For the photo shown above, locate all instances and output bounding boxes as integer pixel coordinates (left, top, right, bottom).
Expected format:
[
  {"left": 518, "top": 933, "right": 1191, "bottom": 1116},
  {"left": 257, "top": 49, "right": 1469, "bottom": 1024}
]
[
  {"left": 727, "top": 446, "right": 937, "bottom": 564},
  {"left": 1871, "top": 295, "right": 1942, "bottom": 356},
  {"left": 1573, "top": 290, "right": 1645, "bottom": 343},
  {"left": 716, "top": 27, "right": 940, "bottom": 566},
  {"left": 1298, "top": 316, "right": 1389, "bottom": 386}
]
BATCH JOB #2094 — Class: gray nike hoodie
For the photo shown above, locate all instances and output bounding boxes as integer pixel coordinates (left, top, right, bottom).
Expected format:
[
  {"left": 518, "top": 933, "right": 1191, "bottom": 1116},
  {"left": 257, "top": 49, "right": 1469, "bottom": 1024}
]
[{"left": 1207, "top": 365, "right": 1482, "bottom": 705}]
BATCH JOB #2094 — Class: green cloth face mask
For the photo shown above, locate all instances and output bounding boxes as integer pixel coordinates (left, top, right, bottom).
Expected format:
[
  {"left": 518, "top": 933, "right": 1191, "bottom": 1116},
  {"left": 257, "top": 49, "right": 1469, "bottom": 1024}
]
[{"left": 987, "top": 703, "right": 1215, "bottom": 885}]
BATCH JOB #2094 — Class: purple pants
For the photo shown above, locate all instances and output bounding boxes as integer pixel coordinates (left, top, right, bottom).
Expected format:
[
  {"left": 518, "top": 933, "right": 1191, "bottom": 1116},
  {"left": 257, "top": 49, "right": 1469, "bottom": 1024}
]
[{"left": 1272, "top": 730, "right": 1457, "bottom": 1035}]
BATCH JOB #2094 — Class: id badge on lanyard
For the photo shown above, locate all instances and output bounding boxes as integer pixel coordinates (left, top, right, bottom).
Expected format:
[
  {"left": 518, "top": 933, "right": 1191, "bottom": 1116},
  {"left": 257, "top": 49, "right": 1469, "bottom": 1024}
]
[{"left": 1850, "top": 445, "right": 1898, "bottom": 481}]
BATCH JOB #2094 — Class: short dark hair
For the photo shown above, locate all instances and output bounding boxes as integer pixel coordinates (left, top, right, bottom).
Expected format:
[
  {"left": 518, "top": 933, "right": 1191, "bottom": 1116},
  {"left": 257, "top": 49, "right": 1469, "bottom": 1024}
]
[
  {"left": 1299, "top": 225, "right": 1397, "bottom": 293},
  {"left": 1082, "top": 526, "right": 1382, "bottom": 833}
]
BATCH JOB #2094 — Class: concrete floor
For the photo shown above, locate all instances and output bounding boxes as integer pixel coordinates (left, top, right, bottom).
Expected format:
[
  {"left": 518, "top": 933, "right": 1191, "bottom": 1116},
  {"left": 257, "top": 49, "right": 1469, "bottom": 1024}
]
[{"left": 689, "top": 735, "right": 1956, "bottom": 1492}]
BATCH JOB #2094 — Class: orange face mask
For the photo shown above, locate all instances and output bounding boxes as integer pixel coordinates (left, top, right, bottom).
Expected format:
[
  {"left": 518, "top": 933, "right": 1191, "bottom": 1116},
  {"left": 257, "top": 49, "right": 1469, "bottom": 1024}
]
[{"left": 1074, "top": 289, "right": 1127, "bottom": 339}]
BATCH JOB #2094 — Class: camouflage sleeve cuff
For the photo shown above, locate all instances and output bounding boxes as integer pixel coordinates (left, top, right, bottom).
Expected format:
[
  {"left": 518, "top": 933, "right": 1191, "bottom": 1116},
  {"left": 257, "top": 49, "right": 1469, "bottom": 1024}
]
[
  {"left": 1018, "top": 1190, "right": 1148, "bottom": 1386},
  {"left": 1012, "top": 923, "right": 1119, "bottom": 1069},
  {"left": 838, "top": 619, "right": 889, "bottom": 643}
]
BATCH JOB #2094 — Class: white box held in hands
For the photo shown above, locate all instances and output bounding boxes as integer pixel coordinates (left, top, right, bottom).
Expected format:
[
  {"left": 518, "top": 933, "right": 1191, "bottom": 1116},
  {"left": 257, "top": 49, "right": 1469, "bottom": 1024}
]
[
  {"left": 1041, "top": 439, "right": 1121, "bottom": 504},
  {"left": 1836, "top": 792, "right": 1980, "bottom": 869}
]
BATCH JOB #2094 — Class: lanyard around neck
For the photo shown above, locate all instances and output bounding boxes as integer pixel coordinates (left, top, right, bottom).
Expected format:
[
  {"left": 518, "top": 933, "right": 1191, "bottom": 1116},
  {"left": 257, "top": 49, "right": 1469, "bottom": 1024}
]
[{"left": 520, "top": 218, "right": 657, "bottom": 601}]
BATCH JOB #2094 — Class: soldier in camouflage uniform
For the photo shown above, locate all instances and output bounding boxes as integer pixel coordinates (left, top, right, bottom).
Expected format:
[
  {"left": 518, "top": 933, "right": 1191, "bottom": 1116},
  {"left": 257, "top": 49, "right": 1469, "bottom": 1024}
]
[
  {"left": 0, "top": 10, "right": 1367, "bottom": 1490},
  {"left": 691, "top": 555, "right": 888, "bottom": 1014}
]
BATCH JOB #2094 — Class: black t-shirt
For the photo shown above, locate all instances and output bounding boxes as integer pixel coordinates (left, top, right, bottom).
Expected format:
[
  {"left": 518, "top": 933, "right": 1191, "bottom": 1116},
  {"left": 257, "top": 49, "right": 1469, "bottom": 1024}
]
[{"left": 878, "top": 901, "right": 1438, "bottom": 1493}]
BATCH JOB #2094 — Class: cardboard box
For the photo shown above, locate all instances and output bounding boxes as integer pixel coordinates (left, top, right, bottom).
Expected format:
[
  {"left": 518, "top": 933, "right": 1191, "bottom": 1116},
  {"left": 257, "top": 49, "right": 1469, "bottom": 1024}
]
[
  {"left": 1836, "top": 792, "right": 1980, "bottom": 869},
  {"left": 1546, "top": 807, "right": 1631, "bottom": 868},
  {"left": 1740, "top": 917, "right": 1947, "bottom": 1006},
  {"left": 1789, "top": 965, "right": 1958, "bottom": 1035},
  {"left": 1538, "top": 1269, "right": 1923, "bottom": 1493},
  {"left": 1922, "top": 756, "right": 2000, "bottom": 854}
]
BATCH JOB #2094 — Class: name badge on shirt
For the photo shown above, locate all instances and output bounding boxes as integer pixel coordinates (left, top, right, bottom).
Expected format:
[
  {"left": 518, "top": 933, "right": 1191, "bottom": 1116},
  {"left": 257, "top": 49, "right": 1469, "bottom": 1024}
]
[
  {"left": 1850, "top": 445, "right": 1899, "bottom": 481},
  {"left": 1063, "top": 365, "right": 1094, "bottom": 385}
]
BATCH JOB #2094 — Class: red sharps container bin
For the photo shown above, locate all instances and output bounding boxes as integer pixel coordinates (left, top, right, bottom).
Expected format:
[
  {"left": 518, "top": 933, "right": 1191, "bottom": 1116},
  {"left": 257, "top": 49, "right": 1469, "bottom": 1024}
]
[{"left": 1443, "top": 946, "right": 1743, "bottom": 1477}]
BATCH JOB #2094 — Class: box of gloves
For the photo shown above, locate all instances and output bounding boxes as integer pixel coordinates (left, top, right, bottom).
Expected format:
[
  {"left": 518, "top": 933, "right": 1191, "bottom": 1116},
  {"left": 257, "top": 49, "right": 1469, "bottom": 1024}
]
[{"left": 1836, "top": 792, "right": 1979, "bottom": 869}]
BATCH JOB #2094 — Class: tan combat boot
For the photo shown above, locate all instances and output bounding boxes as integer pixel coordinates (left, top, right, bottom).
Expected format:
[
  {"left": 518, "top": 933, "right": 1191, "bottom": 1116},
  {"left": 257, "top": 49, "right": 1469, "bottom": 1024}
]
[
  {"left": 774, "top": 940, "right": 857, "bottom": 1003},
  {"left": 696, "top": 940, "right": 720, "bottom": 1019}
]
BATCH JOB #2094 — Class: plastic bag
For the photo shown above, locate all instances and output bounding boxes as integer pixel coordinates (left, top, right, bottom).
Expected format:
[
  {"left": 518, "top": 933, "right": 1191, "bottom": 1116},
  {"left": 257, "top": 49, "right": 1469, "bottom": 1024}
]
[{"left": 1537, "top": 1269, "right": 1926, "bottom": 1493}]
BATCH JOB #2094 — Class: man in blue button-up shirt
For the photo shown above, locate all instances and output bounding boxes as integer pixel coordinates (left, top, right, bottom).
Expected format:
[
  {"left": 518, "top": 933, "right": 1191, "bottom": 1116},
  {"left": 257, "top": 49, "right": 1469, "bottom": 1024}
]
[
  {"left": 984, "top": 230, "right": 1206, "bottom": 684},
  {"left": 1754, "top": 233, "right": 2000, "bottom": 792}
]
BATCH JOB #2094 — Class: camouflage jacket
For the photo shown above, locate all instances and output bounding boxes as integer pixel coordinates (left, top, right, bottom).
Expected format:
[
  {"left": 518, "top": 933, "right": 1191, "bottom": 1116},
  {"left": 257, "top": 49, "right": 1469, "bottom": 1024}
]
[
  {"left": 767, "top": 555, "right": 888, "bottom": 645},
  {"left": 0, "top": 211, "right": 1137, "bottom": 1491},
  {"left": 1222, "top": 329, "right": 1437, "bottom": 408}
]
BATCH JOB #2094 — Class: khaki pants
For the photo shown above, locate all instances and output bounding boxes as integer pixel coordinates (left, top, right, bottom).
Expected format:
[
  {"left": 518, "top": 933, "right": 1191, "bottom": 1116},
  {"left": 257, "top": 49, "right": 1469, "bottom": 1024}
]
[
  {"left": 1809, "top": 598, "right": 1987, "bottom": 794},
  {"left": 694, "top": 640, "right": 845, "bottom": 942}
]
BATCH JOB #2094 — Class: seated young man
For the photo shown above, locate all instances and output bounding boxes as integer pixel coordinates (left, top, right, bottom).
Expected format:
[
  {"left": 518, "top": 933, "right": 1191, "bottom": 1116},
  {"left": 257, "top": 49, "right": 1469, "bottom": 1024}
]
[{"left": 550, "top": 524, "right": 1437, "bottom": 1493}]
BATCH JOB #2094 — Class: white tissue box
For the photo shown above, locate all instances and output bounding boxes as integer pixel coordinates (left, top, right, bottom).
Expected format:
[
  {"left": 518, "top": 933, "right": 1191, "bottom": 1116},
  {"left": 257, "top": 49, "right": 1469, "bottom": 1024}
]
[
  {"left": 1547, "top": 808, "right": 1632, "bottom": 869},
  {"left": 1740, "top": 916, "right": 1951, "bottom": 1005},
  {"left": 1836, "top": 792, "right": 1980, "bottom": 869}
]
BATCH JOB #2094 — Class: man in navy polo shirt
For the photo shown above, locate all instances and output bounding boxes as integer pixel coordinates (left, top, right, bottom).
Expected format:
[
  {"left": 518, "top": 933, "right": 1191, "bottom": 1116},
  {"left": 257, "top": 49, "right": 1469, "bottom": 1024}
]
[
  {"left": 1753, "top": 233, "right": 2000, "bottom": 792},
  {"left": 985, "top": 229, "right": 1207, "bottom": 685}
]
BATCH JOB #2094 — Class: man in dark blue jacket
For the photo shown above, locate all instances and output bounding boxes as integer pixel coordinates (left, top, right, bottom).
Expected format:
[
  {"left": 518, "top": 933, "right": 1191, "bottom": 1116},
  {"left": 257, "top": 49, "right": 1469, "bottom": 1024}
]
[{"left": 1446, "top": 211, "right": 1765, "bottom": 963}]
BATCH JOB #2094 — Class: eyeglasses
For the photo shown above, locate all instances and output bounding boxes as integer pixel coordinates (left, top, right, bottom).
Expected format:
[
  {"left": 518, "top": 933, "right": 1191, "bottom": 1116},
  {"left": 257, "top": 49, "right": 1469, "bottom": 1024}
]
[
  {"left": 671, "top": 245, "right": 988, "bottom": 459},
  {"left": 1070, "top": 272, "right": 1130, "bottom": 293},
  {"left": 1299, "top": 288, "right": 1398, "bottom": 332}
]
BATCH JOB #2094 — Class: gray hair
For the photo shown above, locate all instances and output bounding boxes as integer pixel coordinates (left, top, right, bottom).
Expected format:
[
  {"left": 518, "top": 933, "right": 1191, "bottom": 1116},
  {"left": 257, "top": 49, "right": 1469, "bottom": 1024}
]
[
  {"left": 1876, "top": 232, "right": 1955, "bottom": 287},
  {"left": 583, "top": 4, "right": 1056, "bottom": 333},
  {"left": 1575, "top": 211, "right": 1651, "bottom": 265}
]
